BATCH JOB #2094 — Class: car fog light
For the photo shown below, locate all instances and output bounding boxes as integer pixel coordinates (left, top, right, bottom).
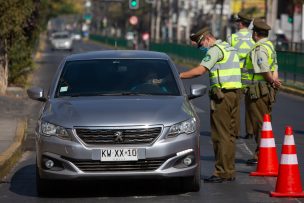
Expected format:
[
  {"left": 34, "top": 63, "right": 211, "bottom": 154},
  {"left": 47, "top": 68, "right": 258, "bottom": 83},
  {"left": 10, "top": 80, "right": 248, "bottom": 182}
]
[
  {"left": 45, "top": 159, "right": 54, "bottom": 169},
  {"left": 183, "top": 156, "right": 193, "bottom": 166}
]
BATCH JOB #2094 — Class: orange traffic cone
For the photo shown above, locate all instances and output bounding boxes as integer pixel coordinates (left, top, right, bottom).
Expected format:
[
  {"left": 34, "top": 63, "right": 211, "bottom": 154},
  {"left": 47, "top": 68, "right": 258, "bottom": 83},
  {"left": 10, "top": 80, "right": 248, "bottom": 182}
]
[
  {"left": 270, "top": 126, "right": 304, "bottom": 197},
  {"left": 250, "top": 114, "right": 279, "bottom": 176}
]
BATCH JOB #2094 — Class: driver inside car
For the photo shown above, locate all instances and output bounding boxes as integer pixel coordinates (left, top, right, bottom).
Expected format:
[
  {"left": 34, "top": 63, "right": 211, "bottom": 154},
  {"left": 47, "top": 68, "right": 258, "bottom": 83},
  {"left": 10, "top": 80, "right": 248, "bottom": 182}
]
[{"left": 131, "top": 71, "right": 168, "bottom": 93}]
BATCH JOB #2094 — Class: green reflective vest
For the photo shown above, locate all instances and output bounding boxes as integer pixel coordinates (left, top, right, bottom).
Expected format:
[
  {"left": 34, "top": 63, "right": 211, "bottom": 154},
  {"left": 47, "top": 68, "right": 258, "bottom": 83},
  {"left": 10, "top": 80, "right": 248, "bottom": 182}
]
[
  {"left": 231, "top": 30, "right": 255, "bottom": 67},
  {"left": 209, "top": 41, "right": 242, "bottom": 89},
  {"left": 244, "top": 40, "right": 276, "bottom": 83},
  {"left": 231, "top": 30, "right": 255, "bottom": 86}
]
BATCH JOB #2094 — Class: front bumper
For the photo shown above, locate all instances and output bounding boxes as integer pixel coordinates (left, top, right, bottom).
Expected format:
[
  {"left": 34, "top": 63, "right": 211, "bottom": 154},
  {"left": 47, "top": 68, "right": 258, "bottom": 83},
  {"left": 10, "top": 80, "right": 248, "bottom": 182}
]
[
  {"left": 51, "top": 43, "right": 72, "bottom": 50},
  {"left": 36, "top": 127, "right": 200, "bottom": 180}
]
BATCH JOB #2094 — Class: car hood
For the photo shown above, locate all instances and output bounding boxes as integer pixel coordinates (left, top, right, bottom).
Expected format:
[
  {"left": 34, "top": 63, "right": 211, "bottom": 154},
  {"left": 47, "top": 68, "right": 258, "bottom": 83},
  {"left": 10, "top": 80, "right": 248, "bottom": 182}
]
[{"left": 42, "top": 96, "right": 196, "bottom": 128}]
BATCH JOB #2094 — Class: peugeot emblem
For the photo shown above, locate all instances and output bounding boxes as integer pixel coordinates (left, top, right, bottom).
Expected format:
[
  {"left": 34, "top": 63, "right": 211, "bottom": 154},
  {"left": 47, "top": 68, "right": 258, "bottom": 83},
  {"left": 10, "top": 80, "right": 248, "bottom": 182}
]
[{"left": 114, "top": 131, "right": 123, "bottom": 142}]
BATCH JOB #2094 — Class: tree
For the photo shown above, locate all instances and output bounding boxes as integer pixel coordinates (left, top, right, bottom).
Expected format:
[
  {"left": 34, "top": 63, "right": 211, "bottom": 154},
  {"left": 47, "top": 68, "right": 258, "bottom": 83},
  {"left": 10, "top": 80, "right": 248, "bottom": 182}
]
[
  {"left": 0, "top": 0, "right": 82, "bottom": 93},
  {"left": 0, "top": 0, "right": 35, "bottom": 92}
]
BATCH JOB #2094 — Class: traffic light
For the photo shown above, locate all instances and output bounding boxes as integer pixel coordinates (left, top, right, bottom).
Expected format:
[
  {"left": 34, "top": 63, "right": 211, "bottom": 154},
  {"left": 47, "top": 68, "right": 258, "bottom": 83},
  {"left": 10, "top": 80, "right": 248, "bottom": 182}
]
[{"left": 129, "top": 0, "right": 139, "bottom": 9}]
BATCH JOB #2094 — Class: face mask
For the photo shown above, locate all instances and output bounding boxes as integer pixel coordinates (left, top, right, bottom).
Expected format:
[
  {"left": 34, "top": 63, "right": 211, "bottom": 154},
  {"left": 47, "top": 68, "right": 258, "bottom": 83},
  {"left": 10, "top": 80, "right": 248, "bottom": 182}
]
[{"left": 199, "top": 46, "right": 209, "bottom": 52}]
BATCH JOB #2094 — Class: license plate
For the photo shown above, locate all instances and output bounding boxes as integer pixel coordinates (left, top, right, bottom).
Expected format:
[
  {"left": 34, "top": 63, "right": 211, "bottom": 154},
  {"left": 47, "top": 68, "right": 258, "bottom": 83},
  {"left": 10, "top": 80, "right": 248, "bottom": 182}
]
[{"left": 101, "top": 148, "right": 138, "bottom": 161}]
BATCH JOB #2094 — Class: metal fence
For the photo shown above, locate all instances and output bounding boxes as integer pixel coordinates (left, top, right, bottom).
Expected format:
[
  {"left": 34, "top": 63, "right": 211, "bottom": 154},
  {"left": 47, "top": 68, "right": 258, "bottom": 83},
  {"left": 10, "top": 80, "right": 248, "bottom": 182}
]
[
  {"left": 90, "top": 35, "right": 128, "bottom": 48},
  {"left": 277, "top": 51, "right": 304, "bottom": 89},
  {"left": 90, "top": 34, "right": 304, "bottom": 89},
  {"left": 274, "top": 41, "right": 304, "bottom": 53}
]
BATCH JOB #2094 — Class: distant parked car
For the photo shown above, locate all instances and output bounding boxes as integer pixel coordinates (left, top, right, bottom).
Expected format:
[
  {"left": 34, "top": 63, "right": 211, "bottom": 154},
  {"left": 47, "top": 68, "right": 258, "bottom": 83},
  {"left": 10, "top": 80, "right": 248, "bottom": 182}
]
[
  {"left": 50, "top": 31, "right": 73, "bottom": 51},
  {"left": 71, "top": 31, "right": 82, "bottom": 41},
  {"left": 27, "top": 50, "right": 206, "bottom": 196}
]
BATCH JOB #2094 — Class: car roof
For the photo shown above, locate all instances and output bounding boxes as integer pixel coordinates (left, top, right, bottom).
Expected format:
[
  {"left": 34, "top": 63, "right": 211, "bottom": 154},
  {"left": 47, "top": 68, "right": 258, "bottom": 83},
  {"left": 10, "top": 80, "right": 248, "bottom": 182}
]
[{"left": 66, "top": 50, "right": 171, "bottom": 61}]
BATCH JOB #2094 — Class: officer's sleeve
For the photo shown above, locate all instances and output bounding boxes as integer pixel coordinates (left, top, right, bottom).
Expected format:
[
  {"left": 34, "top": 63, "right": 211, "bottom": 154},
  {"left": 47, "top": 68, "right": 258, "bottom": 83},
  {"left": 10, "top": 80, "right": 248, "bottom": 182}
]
[
  {"left": 200, "top": 46, "right": 222, "bottom": 70},
  {"left": 252, "top": 46, "right": 270, "bottom": 73}
]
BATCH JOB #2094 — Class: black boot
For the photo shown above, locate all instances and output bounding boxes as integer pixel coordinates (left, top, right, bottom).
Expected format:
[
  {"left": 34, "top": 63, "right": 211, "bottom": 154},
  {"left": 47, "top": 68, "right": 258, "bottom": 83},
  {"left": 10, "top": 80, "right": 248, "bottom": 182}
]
[{"left": 204, "top": 175, "right": 224, "bottom": 183}]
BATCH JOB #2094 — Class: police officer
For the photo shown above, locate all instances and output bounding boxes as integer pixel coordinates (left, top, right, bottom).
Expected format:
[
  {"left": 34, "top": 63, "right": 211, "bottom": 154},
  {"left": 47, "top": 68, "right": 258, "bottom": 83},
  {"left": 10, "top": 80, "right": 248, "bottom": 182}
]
[
  {"left": 245, "top": 19, "right": 281, "bottom": 165},
  {"left": 180, "top": 27, "right": 242, "bottom": 183},
  {"left": 227, "top": 12, "right": 255, "bottom": 139}
]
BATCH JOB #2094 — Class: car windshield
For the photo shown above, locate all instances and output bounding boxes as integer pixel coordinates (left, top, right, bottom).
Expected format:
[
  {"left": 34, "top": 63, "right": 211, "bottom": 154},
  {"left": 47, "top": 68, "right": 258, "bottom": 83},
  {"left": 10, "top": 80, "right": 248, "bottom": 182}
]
[{"left": 55, "top": 59, "right": 180, "bottom": 97}]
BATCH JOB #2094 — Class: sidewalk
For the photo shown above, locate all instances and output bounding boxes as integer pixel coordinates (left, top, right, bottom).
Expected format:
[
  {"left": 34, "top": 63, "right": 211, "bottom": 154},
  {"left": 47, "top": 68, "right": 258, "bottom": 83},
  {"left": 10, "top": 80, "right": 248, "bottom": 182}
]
[
  {"left": 0, "top": 33, "right": 46, "bottom": 180},
  {"left": 0, "top": 88, "right": 28, "bottom": 180},
  {"left": 0, "top": 117, "right": 27, "bottom": 180}
]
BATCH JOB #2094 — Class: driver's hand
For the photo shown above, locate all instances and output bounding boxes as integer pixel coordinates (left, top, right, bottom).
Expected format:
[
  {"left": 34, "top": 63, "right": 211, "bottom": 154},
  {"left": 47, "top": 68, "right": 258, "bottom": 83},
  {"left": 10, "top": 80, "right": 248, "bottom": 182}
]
[{"left": 152, "top": 79, "right": 162, "bottom": 85}]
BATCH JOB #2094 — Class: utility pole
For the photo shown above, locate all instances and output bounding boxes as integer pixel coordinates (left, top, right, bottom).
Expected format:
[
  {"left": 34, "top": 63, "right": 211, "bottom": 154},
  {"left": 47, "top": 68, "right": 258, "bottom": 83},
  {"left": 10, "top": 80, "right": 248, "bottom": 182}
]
[
  {"left": 150, "top": 1, "right": 156, "bottom": 41},
  {"left": 155, "top": 0, "right": 161, "bottom": 42},
  {"left": 168, "top": 0, "right": 173, "bottom": 42},
  {"left": 266, "top": 0, "right": 278, "bottom": 39},
  {"left": 219, "top": 0, "right": 224, "bottom": 39},
  {"left": 291, "top": 2, "right": 295, "bottom": 48}
]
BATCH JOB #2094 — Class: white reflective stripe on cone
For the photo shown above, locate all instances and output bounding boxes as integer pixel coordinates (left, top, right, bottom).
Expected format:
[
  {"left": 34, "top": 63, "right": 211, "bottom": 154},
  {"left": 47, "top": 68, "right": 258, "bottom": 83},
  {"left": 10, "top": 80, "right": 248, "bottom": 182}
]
[
  {"left": 280, "top": 154, "right": 298, "bottom": 165},
  {"left": 283, "top": 135, "right": 295, "bottom": 145},
  {"left": 260, "top": 138, "right": 276, "bottom": 147},
  {"left": 262, "top": 122, "right": 272, "bottom": 131}
]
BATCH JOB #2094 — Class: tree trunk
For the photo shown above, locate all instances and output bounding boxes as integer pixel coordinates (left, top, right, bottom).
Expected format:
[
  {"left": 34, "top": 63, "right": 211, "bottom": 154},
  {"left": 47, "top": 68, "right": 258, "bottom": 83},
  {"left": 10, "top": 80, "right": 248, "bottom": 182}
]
[{"left": 0, "top": 40, "right": 8, "bottom": 95}]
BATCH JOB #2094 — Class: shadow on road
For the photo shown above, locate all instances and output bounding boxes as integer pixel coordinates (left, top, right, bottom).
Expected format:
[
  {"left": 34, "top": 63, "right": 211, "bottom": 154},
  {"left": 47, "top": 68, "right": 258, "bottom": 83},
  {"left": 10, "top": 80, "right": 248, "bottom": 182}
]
[
  {"left": 9, "top": 164, "right": 194, "bottom": 198},
  {"left": 200, "top": 131, "right": 211, "bottom": 137}
]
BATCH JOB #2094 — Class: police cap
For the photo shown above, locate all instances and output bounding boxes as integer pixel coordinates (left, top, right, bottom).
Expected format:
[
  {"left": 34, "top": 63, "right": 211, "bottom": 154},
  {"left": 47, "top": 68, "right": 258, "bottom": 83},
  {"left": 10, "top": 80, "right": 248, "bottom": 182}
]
[
  {"left": 190, "top": 27, "right": 210, "bottom": 44},
  {"left": 235, "top": 11, "right": 252, "bottom": 23},
  {"left": 253, "top": 18, "right": 271, "bottom": 32}
]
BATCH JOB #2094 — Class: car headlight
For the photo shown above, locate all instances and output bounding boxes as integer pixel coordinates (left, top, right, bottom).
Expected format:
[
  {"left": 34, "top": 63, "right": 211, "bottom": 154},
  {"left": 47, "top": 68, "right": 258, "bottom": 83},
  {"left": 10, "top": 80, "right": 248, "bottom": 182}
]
[
  {"left": 64, "top": 41, "right": 71, "bottom": 46},
  {"left": 168, "top": 118, "right": 197, "bottom": 137},
  {"left": 40, "top": 121, "right": 70, "bottom": 140}
]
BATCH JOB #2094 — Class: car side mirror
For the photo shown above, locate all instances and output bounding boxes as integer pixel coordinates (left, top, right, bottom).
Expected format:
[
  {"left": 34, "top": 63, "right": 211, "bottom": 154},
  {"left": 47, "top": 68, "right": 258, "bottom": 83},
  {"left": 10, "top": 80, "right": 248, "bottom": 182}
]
[
  {"left": 188, "top": 84, "right": 207, "bottom": 100},
  {"left": 27, "top": 87, "right": 47, "bottom": 102}
]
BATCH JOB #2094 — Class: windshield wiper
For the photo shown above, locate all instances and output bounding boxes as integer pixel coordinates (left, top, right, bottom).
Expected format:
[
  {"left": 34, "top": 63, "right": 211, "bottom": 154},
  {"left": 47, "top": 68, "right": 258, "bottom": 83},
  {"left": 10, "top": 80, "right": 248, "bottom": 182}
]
[
  {"left": 59, "top": 92, "right": 153, "bottom": 97},
  {"left": 120, "top": 92, "right": 152, "bottom": 96}
]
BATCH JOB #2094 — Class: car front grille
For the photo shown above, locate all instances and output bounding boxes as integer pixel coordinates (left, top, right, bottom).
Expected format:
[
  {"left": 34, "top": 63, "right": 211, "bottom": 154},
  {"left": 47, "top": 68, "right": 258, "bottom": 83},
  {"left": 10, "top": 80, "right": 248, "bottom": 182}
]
[
  {"left": 64, "top": 158, "right": 166, "bottom": 172},
  {"left": 75, "top": 127, "right": 162, "bottom": 145}
]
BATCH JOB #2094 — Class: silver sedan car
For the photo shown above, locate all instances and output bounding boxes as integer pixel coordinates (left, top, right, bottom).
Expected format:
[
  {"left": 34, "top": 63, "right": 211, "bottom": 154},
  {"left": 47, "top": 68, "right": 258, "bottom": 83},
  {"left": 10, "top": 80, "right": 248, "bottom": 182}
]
[
  {"left": 50, "top": 31, "right": 73, "bottom": 51},
  {"left": 27, "top": 50, "right": 206, "bottom": 195}
]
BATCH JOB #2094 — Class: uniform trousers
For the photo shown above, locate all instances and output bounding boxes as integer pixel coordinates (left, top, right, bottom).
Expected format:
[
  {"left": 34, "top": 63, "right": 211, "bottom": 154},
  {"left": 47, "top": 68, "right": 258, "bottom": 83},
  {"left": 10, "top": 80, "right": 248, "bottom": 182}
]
[
  {"left": 211, "top": 89, "right": 241, "bottom": 179},
  {"left": 245, "top": 93, "right": 272, "bottom": 158},
  {"left": 235, "top": 91, "right": 254, "bottom": 137},
  {"left": 245, "top": 97, "right": 254, "bottom": 135}
]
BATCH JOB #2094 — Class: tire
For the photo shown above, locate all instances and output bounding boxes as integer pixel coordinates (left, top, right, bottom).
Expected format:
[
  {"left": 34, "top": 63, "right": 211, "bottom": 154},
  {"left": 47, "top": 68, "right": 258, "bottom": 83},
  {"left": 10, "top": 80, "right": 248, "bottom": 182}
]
[
  {"left": 36, "top": 165, "right": 50, "bottom": 196},
  {"left": 181, "top": 168, "right": 201, "bottom": 192}
]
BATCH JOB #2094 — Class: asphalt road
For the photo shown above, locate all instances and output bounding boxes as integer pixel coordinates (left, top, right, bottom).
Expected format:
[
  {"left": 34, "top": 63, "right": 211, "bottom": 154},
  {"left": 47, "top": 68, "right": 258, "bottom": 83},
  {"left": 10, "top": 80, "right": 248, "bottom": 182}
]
[{"left": 0, "top": 39, "right": 303, "bottom": 203}]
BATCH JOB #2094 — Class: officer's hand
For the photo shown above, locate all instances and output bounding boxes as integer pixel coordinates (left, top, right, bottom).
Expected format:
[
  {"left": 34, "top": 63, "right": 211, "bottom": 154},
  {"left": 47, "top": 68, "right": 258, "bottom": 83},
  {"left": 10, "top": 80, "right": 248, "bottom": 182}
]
[{"left": 272, "top": 79, "right": 281, "bottom": 88}]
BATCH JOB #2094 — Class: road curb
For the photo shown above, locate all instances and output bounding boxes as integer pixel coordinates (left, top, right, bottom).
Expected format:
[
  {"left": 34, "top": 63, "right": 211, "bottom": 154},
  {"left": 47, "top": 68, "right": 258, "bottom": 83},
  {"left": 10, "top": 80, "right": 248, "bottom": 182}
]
[
  {"left": 279, "top": 85, "right": 304, "bottom": 97},
  {"left": 0, "top": 119, "right": 27, "bottom": 180},
  {"left": 34, "top": 32, "right": 47, "bottom": 61}
]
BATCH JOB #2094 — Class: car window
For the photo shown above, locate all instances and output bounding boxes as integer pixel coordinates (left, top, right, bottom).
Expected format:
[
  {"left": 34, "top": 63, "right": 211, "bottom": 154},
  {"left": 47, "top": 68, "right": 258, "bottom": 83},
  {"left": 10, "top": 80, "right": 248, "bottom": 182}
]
[
  {"left": 55, "top": 59, "right": 180, "bottom": 97},
  {"left": 53, "top": 34, "right": 70, "bottom": 39}
]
